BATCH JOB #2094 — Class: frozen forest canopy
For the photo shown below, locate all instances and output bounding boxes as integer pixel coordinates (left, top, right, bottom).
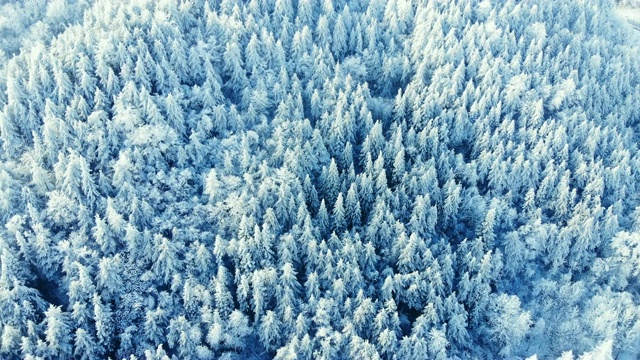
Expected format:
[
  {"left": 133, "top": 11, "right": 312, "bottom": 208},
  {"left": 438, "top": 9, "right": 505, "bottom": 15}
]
[{"left": 2, "top": 0, "right": 640, "bottom": 359}]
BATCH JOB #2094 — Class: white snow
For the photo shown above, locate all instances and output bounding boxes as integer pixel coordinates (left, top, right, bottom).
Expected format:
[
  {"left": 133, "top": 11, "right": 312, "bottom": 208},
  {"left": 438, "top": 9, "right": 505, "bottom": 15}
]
[{"left": 615, "top": 7, "right": 640, "bottom": 31}]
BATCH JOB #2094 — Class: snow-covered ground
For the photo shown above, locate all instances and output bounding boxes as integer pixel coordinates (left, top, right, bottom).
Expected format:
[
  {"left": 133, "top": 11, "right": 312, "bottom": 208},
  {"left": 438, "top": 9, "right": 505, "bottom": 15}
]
[{"left": 615, "top": 6, "right": 640, "bottom": 30}]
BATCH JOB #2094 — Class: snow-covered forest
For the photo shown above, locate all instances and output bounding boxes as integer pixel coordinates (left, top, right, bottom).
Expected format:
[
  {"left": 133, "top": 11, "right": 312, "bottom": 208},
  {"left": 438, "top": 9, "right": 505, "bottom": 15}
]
[{"left": 1, "top": 0, "right": 640, "bottom": 359}]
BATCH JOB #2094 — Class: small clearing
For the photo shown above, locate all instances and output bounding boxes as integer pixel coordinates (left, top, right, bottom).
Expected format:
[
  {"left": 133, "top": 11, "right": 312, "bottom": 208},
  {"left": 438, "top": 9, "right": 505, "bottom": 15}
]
[{"left": 615, "top": 6, "right": 640, "bottom": 30}]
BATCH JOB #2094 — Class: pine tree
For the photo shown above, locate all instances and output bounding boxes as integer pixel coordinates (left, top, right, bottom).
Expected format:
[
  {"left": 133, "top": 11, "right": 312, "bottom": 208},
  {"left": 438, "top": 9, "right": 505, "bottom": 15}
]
[
  {"left": 93, "top": 294, "right": 112, "bottom": 354},
  {"left": 153, "top": 234, "right": 184, "bottom": 284},
  {"left": 97, "top": 255, "right": 123, "bottom": 300},
  {"left": 204, "top": 168, "right": 221, "bottom": 203},
  {"left": 345, "top": 183, "right": 362, "bottom": 227},
  {"left": 214, "top": 266, "right": 235, "bottom": 317},
  {"left": 44, "top": 305, "right": 73, "bottom": 358},
  {"left": 164, "top": 93, "right": 185, "bottom": 137},
  {"left": 260, "top": 310, "right": 283, "bottom": 351},
  {"left": 223, "top": 35, "right": 247, "bottom": 93},
  {"left": 333, "top": 193, "right": 346, "bottom": 233},
  {"left": 332, "top": 14, "right": 348, "bottom": 58},
  {"left": 316, "top": 199, "right": 330, "bottom": 237},
  {"left": 296, "top": 0, "right": 316, "bottom": 27},
  {"left": 73, "top": 328, "right": 97, "bottom": 360},
  {"left": 487, "top": 294, "right": 532, "bottom": 356},
  {"left": 322, "top": 159, "right": 341, "bottom": 206},
  {"left": 144, "top": 308, "right": 166, "bottom": 347}
]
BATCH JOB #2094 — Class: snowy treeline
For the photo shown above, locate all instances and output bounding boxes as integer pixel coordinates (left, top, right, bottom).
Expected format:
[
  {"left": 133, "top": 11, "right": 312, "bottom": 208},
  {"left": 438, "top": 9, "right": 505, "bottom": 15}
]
[{"left": 1, "top": 0, "right": 640, "bottom": 359}]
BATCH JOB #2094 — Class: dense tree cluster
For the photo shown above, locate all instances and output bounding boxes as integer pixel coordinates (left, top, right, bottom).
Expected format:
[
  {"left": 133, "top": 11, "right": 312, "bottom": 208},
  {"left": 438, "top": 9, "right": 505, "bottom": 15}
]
[
  {"left": 1, "top": 0, "right": 640, "bottom": 359},
  {"left": 0, "top": 0, "right": 92, "bottom": 64}
]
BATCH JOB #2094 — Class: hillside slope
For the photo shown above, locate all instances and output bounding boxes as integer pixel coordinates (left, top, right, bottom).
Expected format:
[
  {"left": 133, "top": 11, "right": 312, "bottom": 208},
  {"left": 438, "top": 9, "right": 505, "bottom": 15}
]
[{"left": 1, "top": 0, "right": 640, "bottom": 359}]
